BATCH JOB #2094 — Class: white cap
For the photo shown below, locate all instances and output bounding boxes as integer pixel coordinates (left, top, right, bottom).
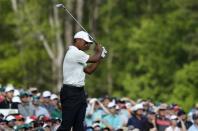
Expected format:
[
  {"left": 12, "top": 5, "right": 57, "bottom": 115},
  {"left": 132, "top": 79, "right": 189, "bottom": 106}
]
[
  {"left": 5, "top": 115, "right": 16, "bottom": 121},
  {"left": 42, "top": 91, "right": 51, "bottom": 98},
  {"left": 132, "top": 104, "right": 144, "bottom": 111},
  {"left": 170, "top": 115, "right": 178, "bottom": 120},
  {"left": 5, "top": 84, "right": 14, "bottom": 92},
  {"left": 29, "top": 87, "right": 38, "bottom": 92},
  {"left": 74, "top": 31, "right": 93, "bottom": 43},
  {"left": 25, "top": 116, "right": 34, "bottom": 124},
  {"left": 14, "top": 89, "right": 20, "bottom": 96},
  {"left": 50, "top": 94, "right": 58, "bottom": 100},
  {"left": 108, "top": 101, "right": 116, "bottom": 108},
  {"left": 12, "top": 96, "right": 21, "bottom": 103}
]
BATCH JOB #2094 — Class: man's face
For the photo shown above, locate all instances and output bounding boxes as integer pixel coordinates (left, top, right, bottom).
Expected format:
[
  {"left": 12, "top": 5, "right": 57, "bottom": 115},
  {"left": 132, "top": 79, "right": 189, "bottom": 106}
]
[
  {"left": 109, "top": 107, "right": 116, "bottom": 114},
  {"left": 78, "top": 39, "right": 91, "bottom": 51},
  {"left": 159, "top": 109, "right": 166, "bottom": 117},
  {"left": 147, "top": 113, "right": 156, "bottom": 120},
  {"left": 15, "top": 118, "right": 25, "bottom": 125},
  {"left": 50, "top": 99, "right": 58, "bottom": 106},
  {"left": 136, "top": 109, "right": 144, "bottom": 116},
  {"left": 103, "top": 98, "right": 110, "bottom": 107},
  {"left": 21, "top": 96, "right": 29, "bottom": 103},
  {"left": 43, "top": 97, "right": 50, "bottom": 103},
  {"left": 6, "top": 90, "right": 14, "bottom": 99}
]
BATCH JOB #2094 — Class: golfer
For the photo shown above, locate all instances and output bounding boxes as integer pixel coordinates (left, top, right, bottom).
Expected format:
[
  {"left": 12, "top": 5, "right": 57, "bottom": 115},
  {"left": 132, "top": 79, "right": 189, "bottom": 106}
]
[{"left": 57, "top": 31, "right": 104, "bottom": 131}]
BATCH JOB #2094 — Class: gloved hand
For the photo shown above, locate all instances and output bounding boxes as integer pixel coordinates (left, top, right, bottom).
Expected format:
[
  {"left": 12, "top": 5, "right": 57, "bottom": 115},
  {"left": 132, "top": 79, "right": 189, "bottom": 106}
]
[{"left": 101, "top": 47, "right": 107, "bottom": 58}]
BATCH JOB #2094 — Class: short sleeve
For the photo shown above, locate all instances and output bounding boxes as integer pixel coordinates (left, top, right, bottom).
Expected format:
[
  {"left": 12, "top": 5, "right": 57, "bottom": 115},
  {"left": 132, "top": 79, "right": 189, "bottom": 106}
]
[{"left": 73, "top": 49, "right": 89, "bottom": 65}]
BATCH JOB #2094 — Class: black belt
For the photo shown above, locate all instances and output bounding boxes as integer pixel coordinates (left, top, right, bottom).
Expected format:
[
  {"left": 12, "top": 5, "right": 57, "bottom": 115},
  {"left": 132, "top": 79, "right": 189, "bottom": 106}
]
[{"left": 63, "top": 84, "right": 84, "bottom": 91}]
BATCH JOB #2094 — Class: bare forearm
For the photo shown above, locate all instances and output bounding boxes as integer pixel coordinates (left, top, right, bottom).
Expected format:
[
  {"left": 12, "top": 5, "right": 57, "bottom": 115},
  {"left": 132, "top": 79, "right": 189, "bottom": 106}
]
[
  {"left": 84, "top": 61, "right": 100, "bottom": 74},
  {"left": 87, "top": 43, "right": 103, "bottom": 63},
  {"left": 87, "top": 52, "right": 102, "bottom": 63}
]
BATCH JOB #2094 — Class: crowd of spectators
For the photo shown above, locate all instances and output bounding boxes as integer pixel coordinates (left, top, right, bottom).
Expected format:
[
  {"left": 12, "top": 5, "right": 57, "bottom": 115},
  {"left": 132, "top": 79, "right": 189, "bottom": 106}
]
[{"left": 0, "top": 84, "right": 198, "bottom": 131}]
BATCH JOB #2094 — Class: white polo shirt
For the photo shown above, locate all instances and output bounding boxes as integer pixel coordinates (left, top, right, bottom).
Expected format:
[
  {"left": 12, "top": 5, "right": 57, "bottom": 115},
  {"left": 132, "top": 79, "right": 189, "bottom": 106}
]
[{"left": 63, "top": 45, "right": 89, "bottom": 87}]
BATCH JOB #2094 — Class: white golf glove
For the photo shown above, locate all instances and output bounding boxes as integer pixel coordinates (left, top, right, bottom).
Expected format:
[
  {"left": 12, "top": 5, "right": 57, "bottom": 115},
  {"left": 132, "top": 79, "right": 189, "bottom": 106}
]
[{"left": 101, "top": 47, "right": 107, "bottom": 58}]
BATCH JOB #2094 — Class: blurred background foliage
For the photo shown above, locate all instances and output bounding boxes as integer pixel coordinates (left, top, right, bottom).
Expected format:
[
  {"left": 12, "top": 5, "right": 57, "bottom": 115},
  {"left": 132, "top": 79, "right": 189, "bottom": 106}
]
[{"left": 0, "top": 0, "right": 197, "bottom": 110}]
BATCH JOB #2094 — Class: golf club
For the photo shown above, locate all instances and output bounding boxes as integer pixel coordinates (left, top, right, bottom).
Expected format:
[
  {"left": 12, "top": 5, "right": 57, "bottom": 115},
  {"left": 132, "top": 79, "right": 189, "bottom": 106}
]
[{"left": 56, "top": 3, "right": 97, "bottom": 44}]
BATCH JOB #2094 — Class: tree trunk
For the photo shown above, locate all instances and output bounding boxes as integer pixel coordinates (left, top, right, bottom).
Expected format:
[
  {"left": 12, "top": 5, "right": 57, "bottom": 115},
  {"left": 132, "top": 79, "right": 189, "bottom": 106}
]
[
  {"left": 52, "top": 0, "right": 64, "bottom": 91},
  {"left": 106, "top": 0, "right": 114, "bottom": 95},
  {"left": 11, "top": 0, "right": 18, "bottom": 12},
  {"left": 65, "top": 0, "right": 75, "bottom": 45},
  {"left": 75, "top": 0, "right": 84, "bottom": 32},
  {"left": 107, "top": 49, "right": 113, "bottom": 94},
  {"left": 89, "top": 0, "right": 100, "bottom": 36}
]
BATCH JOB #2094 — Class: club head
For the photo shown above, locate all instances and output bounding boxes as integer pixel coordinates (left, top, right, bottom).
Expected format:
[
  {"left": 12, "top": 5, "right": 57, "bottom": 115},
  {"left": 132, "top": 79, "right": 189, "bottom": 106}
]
[{"left": 56, "top": 4, "right": 64, "bottom": 8}]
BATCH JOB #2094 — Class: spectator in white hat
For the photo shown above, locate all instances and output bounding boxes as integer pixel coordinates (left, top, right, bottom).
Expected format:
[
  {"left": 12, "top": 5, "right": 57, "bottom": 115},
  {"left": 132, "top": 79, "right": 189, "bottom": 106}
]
[
  {"left": 4, "top": 115, "right": 16, "bottom": 130},
  {"left": 29, "top": 87, "right": 38, "bottom": 97},
  {"left": 102, "top": 101, "right": 123, "bottom": 130},
  {"left": 41, "top": 91, "right": 54, "bottom": 114},
  {"left": 32, "top": 96, "right": 50, "bottom": 117},
  {"left": 0, "top": 84, "right": 18, "bottom": 109},
  {"left": 50, "top": 94, "right": 61, "bottom": 119},
  {"left": 156, "top": 104, "right": 170, "bottom": 131},
  {"left": 127, "top": 104, "right": 152, "bottom": 131},
  {"left": 165, "top": 115, "right": 185, "bottom": 131}
]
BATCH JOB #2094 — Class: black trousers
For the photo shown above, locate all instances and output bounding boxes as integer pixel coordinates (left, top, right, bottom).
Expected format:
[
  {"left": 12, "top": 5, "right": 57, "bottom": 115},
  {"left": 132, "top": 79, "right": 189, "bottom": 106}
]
[{"left": 57, "top": 84, "right": 87, "bottom": 131}]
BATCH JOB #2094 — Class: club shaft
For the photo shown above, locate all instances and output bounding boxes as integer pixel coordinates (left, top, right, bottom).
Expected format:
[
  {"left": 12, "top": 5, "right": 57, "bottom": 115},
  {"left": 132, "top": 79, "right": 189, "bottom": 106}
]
[{"left": 61, "top": 6, "right": 96, "bottom": 43}]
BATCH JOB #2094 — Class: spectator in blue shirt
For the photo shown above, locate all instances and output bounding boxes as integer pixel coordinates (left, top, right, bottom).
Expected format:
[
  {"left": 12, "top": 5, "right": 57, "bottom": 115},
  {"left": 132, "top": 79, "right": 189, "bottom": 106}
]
[
  {"left": 188, "top": 113, "right": 198, "bottom": 131},
  {"left": 102, "top": 101, "right": 123, "bottom": 130}
]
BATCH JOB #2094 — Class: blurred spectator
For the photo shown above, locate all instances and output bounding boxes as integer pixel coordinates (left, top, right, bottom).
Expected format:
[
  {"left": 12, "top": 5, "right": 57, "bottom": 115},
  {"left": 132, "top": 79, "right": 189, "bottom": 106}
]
[
  {"left": 15, "top": 114, "right": 25, "bottom": 126},
  {"left": 85, "top": 98, "right": 109, "bottom": 128},
  {"left": 29, "top": 87, "right": 38, "bottom": 97},
  {"left": 51, "top": 117, "right": 61, "bottom": 131},
  {"left": 188, "top": 113, "right": 198, "bottom": 131},
  {"left": 0, "top": 87, "right": 5, "bottom": 103},
  {"left": 5, "top": 115, "right": 16, "bottom": 131},
  {"left": 0, "top": 114, "right": 7, "bottom": 131},
  {"left": 41, "top": 91, "right": 54, "bottom": 113},
  {"left": 117, "top": 100, "right": 131, "bottom": 126},
  {"left": 0, "top": 85, "right": 18, "bottom": 109},
  {"left": 165, "top": 115, "right": 185, "bottom": 131},
  {"left": 50, "top": 94, "right": 62, "bottom": 119},
  {"left": 156, "top": 104, "right": 170, "bottom": 131},
  {"left": 32, "top": 96, "right": 50, "bottom": 117},
  {"left": 177, "top": 110, "right": 193, "bottom": 129},
  {"left": 102, "top": 96, "right": 111, "bottom": 108},
  {"left": 127, "top": 104, "right": 152, "bottom": 131},
  {"left": 18, "top": 92, "right": 35, "bottom": 117},
  {"left": 103, "top": 101, "right": 123, "bottom": 130},
  {"left": 147, "top": 111, "right": 157, "bottom": 131}
]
